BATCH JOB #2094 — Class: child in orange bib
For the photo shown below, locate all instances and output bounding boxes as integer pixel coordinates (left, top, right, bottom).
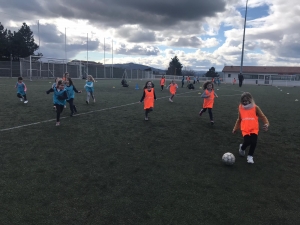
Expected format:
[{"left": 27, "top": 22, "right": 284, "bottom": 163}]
[
  {"left": 232, "top": 92, "right": 269, "bottom": 164},
  {"left": 167, "top": 80, "right": 178, "bottom": 102},
  {"left": 160, "top": 75, "right": 166, "bottom": 91},
  {"left": 140, "top": 81, "right": 156, "bottom": 121},
  {"left": 199, "top": 81, "right": 218, "bottom": 125}
]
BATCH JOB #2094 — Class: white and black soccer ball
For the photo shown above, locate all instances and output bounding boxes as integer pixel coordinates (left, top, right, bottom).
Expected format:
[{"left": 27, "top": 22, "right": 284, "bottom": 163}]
[{"left": 222, "top": 152, "right": 235, "bottom": 165}]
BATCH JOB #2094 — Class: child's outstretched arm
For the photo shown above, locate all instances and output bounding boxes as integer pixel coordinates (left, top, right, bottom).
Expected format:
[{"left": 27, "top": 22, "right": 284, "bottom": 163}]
[
  {"left": 46, "top": 88, "right": 54, "bottom": 94},
  {"left": 140, "top": 91, "right": 145, "bottom": 102},
  {"left": 232, "top": 111, "right": 241, "bottom": 134},
  {"left": 256, "top": 106, "right": 270, "bottom": 131},
  {"left": 85, "top": 83, "right": 93, "bottom": 88},
  {"left": 73, "top": 85, "right": 82, "bottom": 93},
  {"left": 23, "top": 83, "right": 27, "bottom": 92},
  {"left": 200, "top": 92, "right": 209, "bottom": 98},
  {"left": 214, "top": 92, "right": 218, "bottom": 98}
]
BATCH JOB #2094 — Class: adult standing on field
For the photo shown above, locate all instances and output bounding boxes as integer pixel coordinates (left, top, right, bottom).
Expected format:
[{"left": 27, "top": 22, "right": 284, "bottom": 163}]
[{"left": 238, "top": 73, "right": 244, "bottom": 87}]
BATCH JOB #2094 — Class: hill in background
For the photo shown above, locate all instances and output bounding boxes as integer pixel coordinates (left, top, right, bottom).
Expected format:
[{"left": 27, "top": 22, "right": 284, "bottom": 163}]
[{"left": 106, "top": 62, "right": 215, "bottom": 76}]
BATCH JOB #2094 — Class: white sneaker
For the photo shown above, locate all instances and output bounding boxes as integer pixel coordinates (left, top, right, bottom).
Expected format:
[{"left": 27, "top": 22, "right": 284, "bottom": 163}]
[
  {"left": 20, "top": 98, "right": 23, "bottom": 102},
  {"left": 24, "top": 100, "right": 28, "bottom": 104},
  {"left": 169, "top": 98, "right": 173, "bottom": 102},
  {"left": 145, "top": 117, "right": 149, "bottom": 121},
  {"left": 247, "top": 155, "right": 254, "bottom": 164},
  {"left": 239, "top": 144, "right": 245, "bottom": 156}
]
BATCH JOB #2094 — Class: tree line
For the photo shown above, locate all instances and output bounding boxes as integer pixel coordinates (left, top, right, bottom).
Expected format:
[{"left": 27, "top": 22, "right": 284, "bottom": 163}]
[{"left": 0, "top": 22, "right": 40, "bottom": 61}]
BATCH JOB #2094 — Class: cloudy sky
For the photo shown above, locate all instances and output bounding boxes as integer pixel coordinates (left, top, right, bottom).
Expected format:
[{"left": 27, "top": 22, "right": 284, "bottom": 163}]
[{"left": 1, "top": 0, "right": 299, "bottom": 71}]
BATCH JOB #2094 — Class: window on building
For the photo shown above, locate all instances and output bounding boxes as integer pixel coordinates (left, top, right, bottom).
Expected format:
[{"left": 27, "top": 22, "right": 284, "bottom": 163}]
[{"left": 228, "top": 74, "right": 231, "bottom": 78}]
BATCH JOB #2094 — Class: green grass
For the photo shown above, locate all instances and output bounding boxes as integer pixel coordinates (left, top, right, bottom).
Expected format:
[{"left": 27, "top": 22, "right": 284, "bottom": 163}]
[{"left": 0, "top": 78, "right": 300, "bottom": 225}]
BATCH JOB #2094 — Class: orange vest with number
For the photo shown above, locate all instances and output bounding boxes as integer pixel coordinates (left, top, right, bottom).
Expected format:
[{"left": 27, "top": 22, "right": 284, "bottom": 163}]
[
  {"left": 203, "top": 89, "right": 215, "bottom": 108},
  {"left": 144, "top": 88, "right": 154, "bottom": 109},
  {"left": 160, "top": 78, "right": 165, "bottom": 85},
  {"left": 239, "top": 104, "right": 259, "bottom": 136}
]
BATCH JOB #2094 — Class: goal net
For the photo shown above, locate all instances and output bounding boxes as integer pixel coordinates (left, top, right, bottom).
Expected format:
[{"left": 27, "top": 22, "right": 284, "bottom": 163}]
[{"left": 20, "top": 56, "right": 82, "bottom": 80}]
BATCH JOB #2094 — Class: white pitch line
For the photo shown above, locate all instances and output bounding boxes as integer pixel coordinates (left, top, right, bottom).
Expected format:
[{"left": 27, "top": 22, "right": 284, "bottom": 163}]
[
  {"left": 0, "top": 91, "right": 191, "bottom": 132},
  {"left": 175, "top": 94, "right": 242, "bottom": 97}
]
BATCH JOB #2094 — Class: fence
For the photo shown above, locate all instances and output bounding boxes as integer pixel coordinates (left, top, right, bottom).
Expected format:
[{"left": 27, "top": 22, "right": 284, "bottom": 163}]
[
  {"left": 0, "top": 59, "right": 153, "bottom": 80},
  {"left": 0, "top": 61, "right": 21, "bottom": 78}
]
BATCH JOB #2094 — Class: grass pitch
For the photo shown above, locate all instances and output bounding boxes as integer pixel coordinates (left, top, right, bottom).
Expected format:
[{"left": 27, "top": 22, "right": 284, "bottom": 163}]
[{"left": 0, "top": 78, "right": 300, "bottom": 224}]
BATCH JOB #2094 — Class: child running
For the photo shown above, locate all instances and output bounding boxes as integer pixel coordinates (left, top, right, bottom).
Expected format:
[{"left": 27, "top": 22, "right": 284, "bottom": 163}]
[
  {"left": 65, "top": 77, "right": 82, "bottom": 116},
  {"left": 232, "top": 92, "right": 269, "bottom": 164},
  {"left": 46, "top": 77, "right": 59, "bottom": 110},
  {"left": 160, "top": 75, "right": 166, "bottom": 91},
  {"left": 15, "top": 76, "right": 28, "bottom": 104},
  {"left": 199, "top": 81, "right": 218, "bottom": 125},
  {"left": 167, "top": 80, "right": 178, "bottom": 102},
  {"left": 62, "top": 72, "right": 69, "bottom": 82},
  {"left": 140, "top": 81, "right": 156, "bottom": 121},
  {"left": 53, "top": 79, "right": 68, "bottom": 126},
  {"left": 84, "top": 75, "right": 95, "bottom": 104}
]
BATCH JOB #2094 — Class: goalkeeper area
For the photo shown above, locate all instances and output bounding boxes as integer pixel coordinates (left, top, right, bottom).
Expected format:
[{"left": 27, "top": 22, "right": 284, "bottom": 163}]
[{"left": 0, "top": 78, "right": 300, "bottom": 224}]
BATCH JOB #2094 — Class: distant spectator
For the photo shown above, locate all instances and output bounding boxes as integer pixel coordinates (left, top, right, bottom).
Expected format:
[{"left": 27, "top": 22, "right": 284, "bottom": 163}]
[{"left": 238, "top": 73, "right": 244, "bottom": 87}]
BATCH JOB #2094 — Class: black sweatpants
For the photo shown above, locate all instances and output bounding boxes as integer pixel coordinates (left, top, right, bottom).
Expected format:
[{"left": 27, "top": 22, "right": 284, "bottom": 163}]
[
  {"left": 145, "top": 107, "right": 153, "bottom": 118},
  {"left": 55, "top": 104, "right": 65, "bottom": 122},
  {"left": 67, "top": 98, "right": 77, "bottom": 113},
  {"left": 161, "top": 85, "right": 164, "bottom": 90},
  {"left": 17, "top": 93, "right": 27, "bottom": 101},
  {"left": 239, "top": 80, "right": 243, "bottom": 87},
  {"left": 241, "top": 134, "right": 258, "bottom": 156},
  {"left": 200, "top": 108, "right": 213, "bottom": 120}
]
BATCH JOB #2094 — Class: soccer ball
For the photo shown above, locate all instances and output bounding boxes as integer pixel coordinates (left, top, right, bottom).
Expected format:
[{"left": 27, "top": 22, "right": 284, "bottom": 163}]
[{"left": 222, "top": 152, "right": 235, "bottom": 165}]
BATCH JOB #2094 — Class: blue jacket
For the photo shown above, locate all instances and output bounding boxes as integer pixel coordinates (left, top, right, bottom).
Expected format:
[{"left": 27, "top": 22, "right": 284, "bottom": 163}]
[
  {"left": 65, "top": 85, "right": 80, "bottom": 100},
  {"left": 53, "top": 87, "right": 68, "bottom": 105},
  {"left": 84, "top": 81, "right": 94, "bottom": 92},
  {"left": 16, "top": 82, "right": 27, "bottom": 95}
]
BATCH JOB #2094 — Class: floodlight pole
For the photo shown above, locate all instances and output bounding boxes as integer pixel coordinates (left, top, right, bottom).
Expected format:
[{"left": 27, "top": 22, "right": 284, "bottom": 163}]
[
  {"left": 240, "top": 0, "right": 248, "bottom": 74},
  {"left": 65, "top": 27, "right": 67, "bottom": 72},
  {"left": 10, "top": 54, "right": 12, "bottom": 78},
  {"left": 104, "top": 38, "right": 106, "bottom": 78},
  {"left": 112, "top": 39, "right": 113, "bottom": 78},
  {"left": 87, "top": 33, "right": 89, "bottom": 76},
  {"left": 29, "top": 55, "right": 32, "bottom": 81},
  {"left": 38, "top": 20, "right": 41, "bottom": 77}
]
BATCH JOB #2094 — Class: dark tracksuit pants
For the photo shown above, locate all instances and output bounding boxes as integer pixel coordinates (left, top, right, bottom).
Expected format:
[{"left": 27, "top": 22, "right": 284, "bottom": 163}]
[{"left": 241, "top": 134, "right": 258, "bottom": 156}]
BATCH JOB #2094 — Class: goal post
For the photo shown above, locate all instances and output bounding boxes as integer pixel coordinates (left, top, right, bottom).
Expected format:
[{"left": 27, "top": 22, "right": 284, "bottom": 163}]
[{"left": 20, "top": 55, "right": 82, "bottom": 80}]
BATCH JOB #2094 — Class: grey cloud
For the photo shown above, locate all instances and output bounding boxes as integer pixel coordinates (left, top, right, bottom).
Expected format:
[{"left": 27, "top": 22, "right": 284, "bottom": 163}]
[
  {"left": 276, "top": 42, "right": 300, "bottom": 59},
  {"left": 169, "top": 36, "right": 202, "bottom": 48},
  {"left": 115, "top": 27, "right": 156, "bottom": 43},
  {"left": 1, "top": 0, "right": 227, "bottom": 31},
  {"left": 115, "top": 44, "right": 160, "bottom": 56},
  {"left": 30, "top": 24, "right": 65, "bottom": 44},
  {"left": 38, "top": 39, "right": 99, "bottom": 59}
]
